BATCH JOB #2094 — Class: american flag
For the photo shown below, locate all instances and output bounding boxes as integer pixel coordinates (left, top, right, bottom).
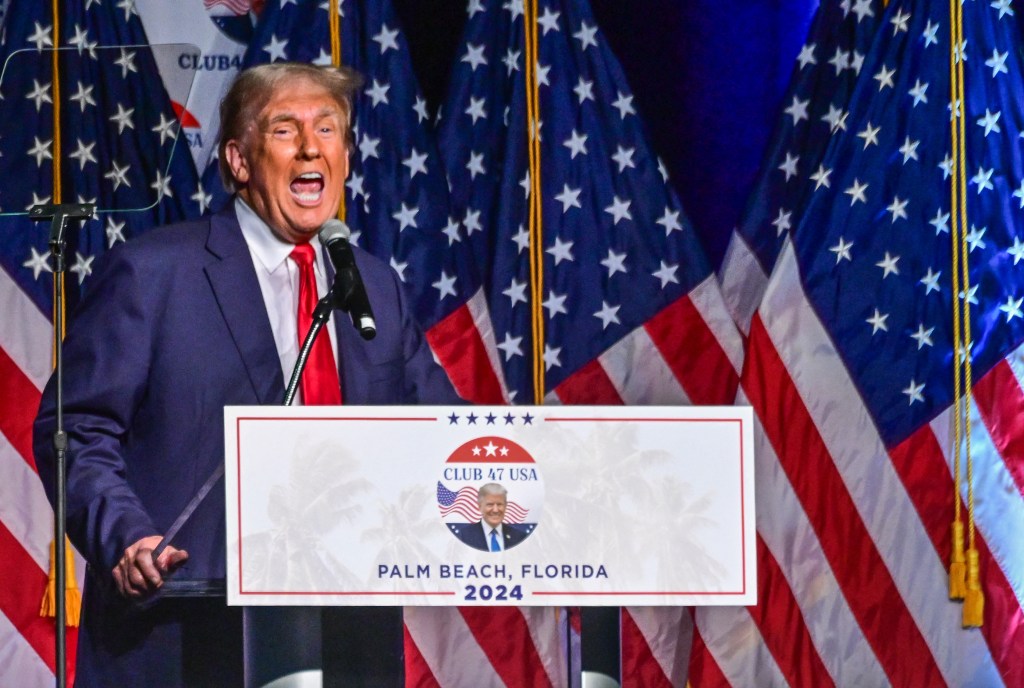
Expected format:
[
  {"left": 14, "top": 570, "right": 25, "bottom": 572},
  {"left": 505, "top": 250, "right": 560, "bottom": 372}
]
[
  {"left": 434, "top": 1, "right": 743, "bottom": 686},
  {"left": 0, "top": 1, "right": 203, "bottom": 685},
  {"left": 693, "top": 0, "right": 1024, "bottom": 684},
  {"left": 718, "top": 0, "right": 882, "bottom": 334},
  {"left": 436, "top": 482, "right": 530, "bottom": 523}
]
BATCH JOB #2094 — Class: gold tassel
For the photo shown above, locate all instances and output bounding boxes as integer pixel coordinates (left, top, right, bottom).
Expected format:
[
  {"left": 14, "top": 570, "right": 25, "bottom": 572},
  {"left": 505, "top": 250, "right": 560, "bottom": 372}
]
[
  {"left": 949, "top": 521, "right": 966, "bottom": 599},
  {"left": 39, "top": 538, "right": 82, "bottom": 627},
  {"left": 962, "top": 548, "right": 984, "bottom": 627}
]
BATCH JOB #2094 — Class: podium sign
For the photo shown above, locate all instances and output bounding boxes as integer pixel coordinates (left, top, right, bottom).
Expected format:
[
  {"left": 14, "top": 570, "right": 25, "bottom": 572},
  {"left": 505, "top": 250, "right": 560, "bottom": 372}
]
[{"left": 225, "top": 406, "right": 755, "bottom": 606}]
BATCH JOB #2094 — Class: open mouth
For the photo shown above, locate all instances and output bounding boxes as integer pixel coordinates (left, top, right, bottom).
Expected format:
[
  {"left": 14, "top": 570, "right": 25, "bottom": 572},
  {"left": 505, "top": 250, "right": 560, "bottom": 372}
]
[{"left": 290, "top": 171, "right": 325, "bottom": 203}]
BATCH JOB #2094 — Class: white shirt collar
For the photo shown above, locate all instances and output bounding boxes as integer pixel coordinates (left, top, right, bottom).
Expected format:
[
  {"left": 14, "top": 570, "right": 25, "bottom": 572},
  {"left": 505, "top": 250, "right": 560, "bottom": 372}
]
[{"left": 234, "top": 196, "right": 325, "bottom": 275}]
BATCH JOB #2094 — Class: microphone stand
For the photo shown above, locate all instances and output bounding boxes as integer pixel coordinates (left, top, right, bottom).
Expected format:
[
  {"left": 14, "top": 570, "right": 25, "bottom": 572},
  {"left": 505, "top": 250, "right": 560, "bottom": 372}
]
[
  {"left": 283, "top": 296, "right": 335, "bottom": 406},
  {"left": 29, "top": 202, "right": 95, "bottom": 688}
]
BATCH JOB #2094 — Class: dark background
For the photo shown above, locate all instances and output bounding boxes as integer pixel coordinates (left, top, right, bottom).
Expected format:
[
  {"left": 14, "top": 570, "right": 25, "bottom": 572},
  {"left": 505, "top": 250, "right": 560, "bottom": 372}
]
[{"left": 391, "top": 0, "right": 819, "bottom": 269}]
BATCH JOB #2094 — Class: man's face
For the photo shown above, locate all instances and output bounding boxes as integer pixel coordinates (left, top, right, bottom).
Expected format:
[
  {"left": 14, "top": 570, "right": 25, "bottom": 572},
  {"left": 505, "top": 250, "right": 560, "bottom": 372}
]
[
  {"left": 226, "top": 78, "right": 349, "bottom": 244},
  {"left": 480, "top": 493, "right": 507, "bottom": 528}
]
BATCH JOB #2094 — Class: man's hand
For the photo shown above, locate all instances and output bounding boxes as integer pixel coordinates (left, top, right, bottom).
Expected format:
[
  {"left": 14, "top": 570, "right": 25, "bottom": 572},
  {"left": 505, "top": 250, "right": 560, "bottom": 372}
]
[{"left": 112, "top": 535, "right": 189, "bottom": 599}]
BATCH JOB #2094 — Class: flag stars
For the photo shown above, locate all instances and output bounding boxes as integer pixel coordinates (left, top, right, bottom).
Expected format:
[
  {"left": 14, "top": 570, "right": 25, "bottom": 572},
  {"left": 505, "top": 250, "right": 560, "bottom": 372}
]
[
  {"left": 151, "top": 112, "right": 177, "bottom": 145},
  {"left": 28, "top": 136, "right": 53, "bottom": 166},
  {"left": 867, "top": 308, "right": 890, "bottom": 333},
  {"left": 359, "top": 134, "right": 380, "bottom": 162},
  {"left": 192, "top": 185, "right": 213, "bottom": 215},
  {"left": 69, "top": 138, "right": 97, "bottom": 170},
  {"left": 563, "top": 129, "right": 588, "bottom": 159},
  {"left": 69, "top": 252, "right": 94, "bottom": 284},
  {"left": 537, "top": 7, "right": 561, "bottom": 34},
  {"left": 389, "top": 257, "right": 408, "bottom": 282},
  {"left": 991, "top": 0, "right": 1014, "bottom": 20},
  {"left": 999, "top": 295, "right": 1024, "bottom": 321},
  {"left": 392, "top": 202, "right": 419, "bottom": 231},
  {"left": 543, "top": 344, "right": 562, "bottom": 370},
  {"left": 887, "top": 196, "right": 909, "bottom": 222},
  {"left": 543, "top": 291, "right": 568, "bottom": 318},
  {"left": 652, "top": 261, "right": 679, "bottom": 288},
  {"left": 28, "top": 21, "right": 53, "bottom": 50},
  {"left": 953, "top": 40, "right": 967, "bottom": 64},
  {"left": 462, "top": 43, "right": 488, "bottom": 71},
  {"left": 903, "top": 380, "right": 925, "bottom": 406},
  {"left": 961, "top": 284, "right": 980, "bottom": 306},
  {"left": 965, "top": 224, "right": 987, "bottom": 252},
  {"left": 535, "top": 62, "right": 551, "bottom": 87},
  {"left": 402, "top": 148, "right": 428, "bottom": 178},
  {"left": 546, "top": 236, "right": 575, "bottom": 265},
  {"left": 463, "top": 209, "right": 483, "bottom": 235},
  {"left": 511, "top": 224, "right": 530, "bottom": 253},
  {"left": 573, "top": 77, "right": 595, "bottom": 104},
  {"left": 1007, "top": 237, "right": 1024, "bottom": 264},
  {"left": 796, "top": 43, "right": 816, "bottom": 68},
  {"left": 554, "top": 184, "right": 582, "bottom": 213},
  {"left": 929, "top": 209, "right": 950, "bottom": 235},
  {"left": 503, "top": 48, "right": 521, "bottom": 75},
  {"left": 465, "top": 96, "right": 487, "bottom": 124},
  {"left": 922, "top": 20, "right": 939, "bottom": 48},
  {"left": 910, "top": 324, "right": 935, "bottom": 349},
  {"left": 908, "top": 79, "right": 929, "bottom": 106},
  {"left": 432, "top": 270, "right": 458, "bottom": 300},
  {"left": 372, "top": 24, "right": 399, "bottom": 54},
  {"left": 778, "top": 152, "right": 799, "bottom": 180},
  {"left": 612, "top": 91, "right": 635, "bottom": 119},
  {"left": 151, "top": 170, "right": 173, "bottom": 201},
  {"left": 68, "top": 24, "right": 97, "bottom": 58},
  {"left": 986, "top": 49, "right": 1009, "bottom": 77},
  {"left": 852, "top": 0, "right": 874, "bottom": 21},
  {"left": 830, "top": 236, "right": 853, "bottom": 263},
  {"left": 573, "top": 22, "right": 598, "bottom": 50},
  {"left": 604, "top": 196, "right": 632, "bottom": 225},
  {"left": 821, "top": 104, "right": 848, "bottom": 132},
  {"left": 920, "top": 268, "right": 941, "bottom": 294},
  {"left": 109, "top": 103, "right": 135, "bottom": 133},
  {"left": 413, "top": 96, "right": 429, "bottom": 122},
  {"left": 503, "top": 0, "right": 524, "bottom": 19},
  {"left": 611, "top": 145, "right": 635, "bottom": 173},
  {"left": 22, "top": 247, "right": 51, "bottom": 279},
  {"left": 346, "top": 172, "right": 368, "bottom": 201},
  {"left": 116, "top": 0, "right": 138, "bottom": 20},
  {"left": 876, "top": 252, "right": 900, "bottom": 277},
  {"left": 890, "top": 8, "right": 911, "bottom": 34},
  {"left": 70, "top": 81, "right": 96, "bottom": 112},
  {"left": 971, "top": 167, "right": 994, "bottom": 194},
  {"left": 601, "top": 249, "right": 628, "bottom": 278},
  {"left": 977, "top": 109, "right": 1001, "bottom": 136},
  {"left": 845, "top": 178, "right": 868, "bottom": 205},
  {"left": 466, "top": 151, "right": 486, "bottom": 179},
  {"left": 850, "top": 51, "right": 865, "bottom": 75},
  {"left": 467, "top": 0, "right": 485, "bottom": 17},
  {"left": 441, "top": 216, "right": 461, "bottom": 245},
  {"left": 497, "top": 333, "right": 523, "bottom": 361},
  {"left": 104, "top": 161, "right": 132, "bottom": 191},
  {"left": 26, "top": 79, "right": 53, "bottom": 112},
  {"left": 772, "top": 208, "right": 792, "bottom": 235},
  {"left": 810, "top": 164, "right": 832, "bottom": 189},
  {"left": 594, "top": 301, "right": 621, "bottom": 329},
  {"left": 939, "top": 153, "right": 954, "bottom": 180},
  {"left": 365, "top": 79, "right": 390, "bottom": 107},
  {"left": 503, "top": 278, "right": 528, "bottom": 306},
  {"left": 899, "top": 136, "right": 920, "bottom": 163},
  {"left": 857, "top": 122, "right": 880, "bottom": 148},
  {"left": 828, "top": 47, "right": 850, "bottom": 74},
  {"left": 874, "top": 65, "right": 896, "bottom": 90},
  {"left": 114, "top": 48, "right": 138, "bottom": 78},
  {"left": 656, "top": 208, "right": 681, "bottom": 235},
  {"left": 784, "top": 96, "right": 810, "bottom": 124},
  {"left": 263, "top": 34, "right": 289, "bottom": 62}
]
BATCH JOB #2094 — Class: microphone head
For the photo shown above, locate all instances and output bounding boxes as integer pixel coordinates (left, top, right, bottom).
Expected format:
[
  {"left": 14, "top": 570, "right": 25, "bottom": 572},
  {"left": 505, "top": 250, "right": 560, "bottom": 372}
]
[{"left": 318, "top": 219, "right": 351, "bottom": 245}]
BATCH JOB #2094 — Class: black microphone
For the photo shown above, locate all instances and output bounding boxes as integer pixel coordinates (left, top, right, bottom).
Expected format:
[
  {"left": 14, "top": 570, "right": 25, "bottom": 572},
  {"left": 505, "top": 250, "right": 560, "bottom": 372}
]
[{"left": 318, "top": 219, "right": 377, "bottom": 340}]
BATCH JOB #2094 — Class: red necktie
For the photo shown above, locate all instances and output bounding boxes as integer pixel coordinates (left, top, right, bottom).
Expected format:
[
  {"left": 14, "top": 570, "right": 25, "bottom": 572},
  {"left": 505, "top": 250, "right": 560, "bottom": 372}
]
[{"left": 290, "top": 243, "right": 342, "bottom": 405}]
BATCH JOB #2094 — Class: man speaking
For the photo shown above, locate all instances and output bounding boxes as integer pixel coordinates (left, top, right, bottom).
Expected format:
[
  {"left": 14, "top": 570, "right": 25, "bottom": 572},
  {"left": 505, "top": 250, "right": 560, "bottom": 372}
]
[{"left": 34, "top": 63, "right": 460, "bottom": 686}]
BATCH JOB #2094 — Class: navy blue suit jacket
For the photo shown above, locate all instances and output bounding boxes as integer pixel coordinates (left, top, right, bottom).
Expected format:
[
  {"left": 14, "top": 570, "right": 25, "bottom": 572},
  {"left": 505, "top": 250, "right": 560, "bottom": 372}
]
[
  {"left": 33, "top": 206, "right": 461, "bottom": 686},
  {"left": 455, "top": 522, "right": 530, "bottom": 552}
]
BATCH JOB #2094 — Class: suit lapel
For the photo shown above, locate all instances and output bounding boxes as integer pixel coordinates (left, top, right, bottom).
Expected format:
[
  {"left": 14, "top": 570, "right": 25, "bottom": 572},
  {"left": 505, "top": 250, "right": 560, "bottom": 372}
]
[{"left": 204, "top": 207, "right": 285, "bottom": 405}]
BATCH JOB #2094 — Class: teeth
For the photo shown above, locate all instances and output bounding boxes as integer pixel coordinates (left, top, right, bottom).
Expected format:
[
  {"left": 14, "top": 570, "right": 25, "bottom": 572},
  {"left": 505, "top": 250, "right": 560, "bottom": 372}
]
[
  {"left": 294, "top": 192, "right": 322, "bottom": 202},
  {"left": 297, "top": 172, "right": 322, "bottom": 180}
]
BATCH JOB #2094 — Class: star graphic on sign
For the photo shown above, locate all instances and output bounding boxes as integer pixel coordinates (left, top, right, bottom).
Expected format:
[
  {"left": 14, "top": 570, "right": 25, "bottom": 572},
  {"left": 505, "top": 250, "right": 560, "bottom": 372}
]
[
  {"left": 70, "top": 81, "right": 97, "bottom": 112},
  {"left": 829, "top": 236, "right": 853, "bottom": 264},
  {"left": 114, "top": 48, "right": 138, "bottom": 78},
  {"left": 465, "top": 96, "right": 487, "bottom": 124},
  {"left": 69, "top": 252, "right": 95, "bottom": 285},
  {"left": 887, "top": 196, "right": 909, "bottom": 223},
  {"left": 919, "top": 268, "right": 941, "bottom": 294},
  {"left": 389, "top": 257, "right": 408, "bottom": 282},
  {"left": 873, "top": 65, "right": 896, "bottom": 90},
  {"left": 432, "top": 270, "right": 457, "bottom": 300},
  {"left": 844, "top": 178, "right": 868, "bottom": 206},
  {"left": 467, "top": 413, "right": 479, "bottom": 425},
  {"left": 28, "top": 21, "right": 53, "bottom": 50},
  {"left": 263, "top": 34, "right": 289, "bottom": 62},
  {"left": 483, "top": 441, "right": 498, "bottom": 455},
  {"left": 503, "top": 278, "right": 528, "bottom": 306},
  {"left": 512, "top": 224, "right": 529, "bottom": 253},
  {"left": 538, "top": 7, "right": 560, "bottom": 33},
  {"left": 372, "top": 24, "right": 399, "bottom": 54},
  {"left": 910, "top": 324, "right": 935, "bottom": 350},
  {"left": 543, "top": 291, "right": 568, "bottom": 318},
  {"left": 151, "top": 112, "right": 177, "bottom": 145},
  {"left": 462, "top": 43, "right": 488, "bottom": 71},
  {"left": 109, "top": 103, "right": 135, "bottom": 133},
  {"left": 971, "top": 167, "right": 994, "bottom": 194},
  {"left": 555, "top": 184, "right": 582, "bottom": 213},
  {"left": 413, "top": 96, "right": 429, "bottom": 122},
  {"left": 656, "top": 208, "right": 681, "bottom": 235},
  {"left": 601, "top": 249, "right": 627, "bottom": 277},
  {"left": 366, "top": 79, "right": 390, "bottom": 107},
  {"left": 857, "top": 122, "right": 880, "bottom": 149},
  {"left": 504, "top": 413, "right": 516, "bottom": 425},
  {"left": 574, "top": 77, "right": 595, "bottom": 104},
  {"left": 486, "top": 414, "right": 497, "bottom": 425},
  {"left": 986, "top": 49, "right": 1009, "bottom": 77},
  {"left": 359, "top": 134, "right": 380, "bottom": 161},
  {"left": 605, "top": 196, "right": 632, "bottom": 225},
  {"left": 28, "top": 136, "right": 53, "bottom": 166},
  {"left": 500, "top": 446, "right": 509, "bottom": 457},
  {"left": 908, "top": 79, "right": 929, "bottom": 106},
  {"left": 27, "top": 79, "right": 53, "bottom": 112},
  {"left": 977, "top": 109, "right": 1002, "bottom": 136},
  {"left": 497, "top": 333, "right": 523, "bottom": 361},
  {"left": 22, "top": 247, "right": 51, "bottom": 279},
  {"left": 464, "top": 208, "right": 483, "bottom": 235},
  {"left": 796, "top": 43, "right": 816, "bottom": 68},
  {"left": 594, "top": 301, "right": 621, "bottom": 330},
  {"left": 778, "top": 152, "right": 799, "bottom": 180},
  {"left": 652, "top": 261, "right": 678, "bottom": 288},
  {"left": 546, "top": 237, "right": 574, "bottom": 265},
  {"left": 573, "top": 22, "right": 598, "bottom": 50},
  {"left": 151, "top": 171, "right": 173, "bottom": 201},
  {"left": 522, "top": 413, "right": 534, "bottom": 425},
  {"left": 392, "top": 203, "right": 419, "bottom": 231},
  {"left": 563, "top": 129, "right": 588, "bottom": 159},
  {"left": 105, "top": 218, "right": 127, "bottom": 247},
  {"left": 903, "top": 379, "right": 925, "bottom": 406},
  {"left": 67, "top": 138, "right": 96, "bottom": 170},
  {"left": 402, "top": 149, "right": 428, "bottom": 178},
  {"left": 449, "top": 413, "right": 459, "bottom": 425},
  {"left": 192, "top": 185, "right": 213, "bottom": 215},
  {"left": 784, "top": 96, "right": 809, "bottom": 124},
  {"left": 612, "top": 91, "right": 635, "bottom": 119},
  {"left": 876, "top": 252, "right": 900, "bottom": 278},
  {"left": 542, "top": 343, "right": 562, "bottom": 370},
  {"left": 466, "top": 151, "right": 486, "bottom": 179},
  {"left": 611, "top": 146, "right": 635, "bottom": 173},
  {"left": 866, "top": 308, "right": 889, "bottom": 334}
]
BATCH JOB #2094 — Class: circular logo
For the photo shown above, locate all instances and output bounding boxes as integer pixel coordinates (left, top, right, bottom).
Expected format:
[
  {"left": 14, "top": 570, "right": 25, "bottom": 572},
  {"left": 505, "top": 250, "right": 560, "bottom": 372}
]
[{"left": 436, "top": 436, "right": 544, "bottom": 552}]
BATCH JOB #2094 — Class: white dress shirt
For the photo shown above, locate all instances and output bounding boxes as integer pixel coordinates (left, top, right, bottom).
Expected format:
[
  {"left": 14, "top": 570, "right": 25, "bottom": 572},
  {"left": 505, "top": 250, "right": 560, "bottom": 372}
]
[
  {"left": 235, "top": 197, "right": 339, "bottom": 404},
  {"left": 482, "top": 522, "right": 504, "bottom": 551}
]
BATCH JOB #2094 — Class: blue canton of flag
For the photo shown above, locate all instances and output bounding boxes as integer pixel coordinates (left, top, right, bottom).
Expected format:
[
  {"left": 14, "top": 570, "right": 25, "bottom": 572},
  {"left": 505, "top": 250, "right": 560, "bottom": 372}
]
[
  {"left": 437, "top": 0, "right": 742, "bottom": 406},
  {"left": 208, "top": 0, "right": 477, "bottom": 333},
  {"left": 719, "top": 0, "right": 884, "bottom": 332},
  {"left": 0, "top": 1, "right": 201, "bottom": 685}
]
